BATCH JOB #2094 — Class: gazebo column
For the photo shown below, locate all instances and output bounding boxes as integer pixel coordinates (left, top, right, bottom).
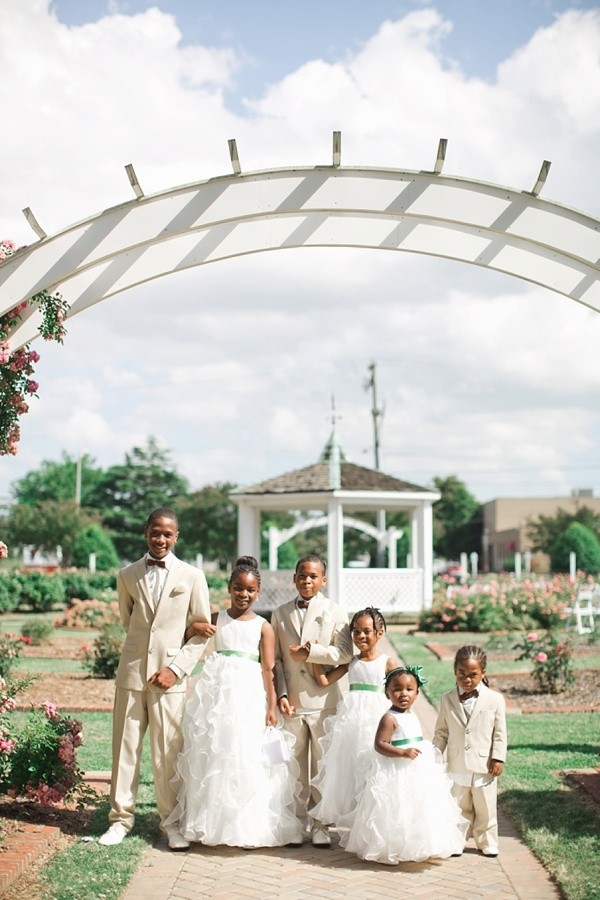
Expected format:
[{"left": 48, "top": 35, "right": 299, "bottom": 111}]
[
  {"left": 237, "top": 501, "right": 261, "bottom": 561},
  {"left": 327, "top": 498, "right": 344, "bottom": 606},
  {"left": 413, "top": 503, "right": 434, "bottom": 609}
]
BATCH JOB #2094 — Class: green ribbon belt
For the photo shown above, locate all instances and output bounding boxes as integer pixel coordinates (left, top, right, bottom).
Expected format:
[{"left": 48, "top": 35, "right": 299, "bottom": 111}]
[
  {"left": 349, "top": 683, "right": 385, "bottom": 693},
  {"left": 217, "top": 650, "right": 260, "bottom": 662},
  {"left": 391, "top": 736, "right": 424, "bottom": 747}
]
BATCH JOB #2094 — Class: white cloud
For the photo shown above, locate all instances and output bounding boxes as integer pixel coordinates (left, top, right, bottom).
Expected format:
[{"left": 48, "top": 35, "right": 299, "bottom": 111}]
[{"left": 0, "top": 1, "right": 599, "bottom": 506}]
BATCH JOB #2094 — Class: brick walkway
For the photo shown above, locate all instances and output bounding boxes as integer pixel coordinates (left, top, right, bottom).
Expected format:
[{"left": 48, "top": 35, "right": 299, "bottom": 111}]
[{"left": 120, "top": 646, "right": 560, "bottom": 900}]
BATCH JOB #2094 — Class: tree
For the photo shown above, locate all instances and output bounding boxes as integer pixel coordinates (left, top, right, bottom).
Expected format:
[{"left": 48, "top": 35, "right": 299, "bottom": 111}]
[
  {"left": 87, "top": 436, "right": 189, "bottom": 562},
  {"left": 432, "top": 475, "right": 481, "bottom": 560},
  {"left": 527, "top": 506, "right": 600, "bottom": 556},
  {"left": 72, "top": 524, "right": 120, "bottom": 570},
  {"left": 550, "top": 522, "right": 600, "bottom": 575},
  {"left": 11, "top": 452, "right": 104, "bottom": 506},
  {"left": 175, "top": 483, "right": 238, "bottom": 567},
  {"left": 8, "top": 500, "right": 96, "bottom": 566}
]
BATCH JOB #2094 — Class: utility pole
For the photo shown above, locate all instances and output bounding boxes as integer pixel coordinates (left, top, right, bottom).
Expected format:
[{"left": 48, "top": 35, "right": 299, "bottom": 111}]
[
  {"left": 364, "top": 361, "right": 384, "bottom": 470},
  {"left": 364, "top": 361, "right": 386, "bottom": 566}
]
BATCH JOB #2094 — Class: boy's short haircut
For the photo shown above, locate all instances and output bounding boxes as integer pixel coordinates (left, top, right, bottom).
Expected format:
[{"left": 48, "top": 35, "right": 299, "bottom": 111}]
[
  {"left": 145, "top": 507, "right": 179, "bottom": 529},
  {"left": 295, "top": 553, "right": 327, "bottom": 574}
]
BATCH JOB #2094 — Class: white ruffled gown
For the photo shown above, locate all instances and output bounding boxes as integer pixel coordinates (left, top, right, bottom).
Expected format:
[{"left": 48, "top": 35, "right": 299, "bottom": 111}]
[
  {"left": 310, "top": 654, "right": 390, "bottom": 825},
  {"left": 340, "top": 708, "right": 466, "bottom": 864},
  {"left": 171, "top": 609, "right": 301, "bottom": 847}
]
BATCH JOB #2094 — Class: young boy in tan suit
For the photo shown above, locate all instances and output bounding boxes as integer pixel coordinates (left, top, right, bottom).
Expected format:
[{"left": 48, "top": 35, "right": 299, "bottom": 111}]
[
  {"left": 271, "top": 554, "right": 353, "bottom": 847},
  {"left": 99, "top": 507, "right": 211, "bottom": 850},
  {"left": 433, "top": 645, "right": 507, "bottom": 857}
]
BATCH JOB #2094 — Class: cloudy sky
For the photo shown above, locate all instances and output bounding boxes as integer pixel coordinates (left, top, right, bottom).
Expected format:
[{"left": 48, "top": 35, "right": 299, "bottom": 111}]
[{"left": 1, "top": 0, "right": 599, "bottom": 505}]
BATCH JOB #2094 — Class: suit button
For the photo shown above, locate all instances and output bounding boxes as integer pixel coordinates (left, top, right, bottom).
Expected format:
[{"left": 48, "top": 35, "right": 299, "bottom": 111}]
[
  {"left": 465, "top": 744, "right": 470, "bottom": 750},
  {"left": 300, "top": 669, "right": 306, "bottom": 675}
]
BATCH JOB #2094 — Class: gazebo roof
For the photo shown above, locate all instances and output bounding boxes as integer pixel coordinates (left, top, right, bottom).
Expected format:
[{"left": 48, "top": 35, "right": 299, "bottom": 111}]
[
  {"left": 234, "top": 461, "right": 429, "bottom": 495},
  {"left": 232, "top": 432, "right": 432, "bottom": 497}
]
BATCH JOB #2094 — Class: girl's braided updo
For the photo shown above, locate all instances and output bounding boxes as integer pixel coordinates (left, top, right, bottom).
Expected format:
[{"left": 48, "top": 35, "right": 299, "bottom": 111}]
[{"left": 228, "top": 555, "right": 261, "bottom": 588}]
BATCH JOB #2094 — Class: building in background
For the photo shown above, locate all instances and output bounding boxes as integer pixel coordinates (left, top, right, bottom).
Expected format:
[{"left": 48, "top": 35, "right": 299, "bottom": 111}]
[{"left": 481, "top": 491, "right": 600, "bottom": 573}]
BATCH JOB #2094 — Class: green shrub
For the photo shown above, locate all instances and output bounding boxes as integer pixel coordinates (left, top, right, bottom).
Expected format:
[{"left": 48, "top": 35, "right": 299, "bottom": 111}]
[
  {"left": 206, "top": 571, "right": 229, "bottom": 592},
  {"left": 72, "top": 524, "right": 120, "bottom": 570},
  {"left": 18, "top": 571, "right": 66, "bottom": 612},
  {"left": 551, "top": 522, "right": 600, "bottom": 575},
  {"left": 0, "top": 573, "right": 21, "bottom": 614},
  {"left": 0, "top": 633, "right": 31, "bottom": 680},
  {"left": 82, "top": 621, "right": 125, "bottom": 679},
  {"left": 62, "top": 570, "right": 117, "bottom": 601},
  {"left": 21, "top": 617, "right": 54, "bottom": 645}
]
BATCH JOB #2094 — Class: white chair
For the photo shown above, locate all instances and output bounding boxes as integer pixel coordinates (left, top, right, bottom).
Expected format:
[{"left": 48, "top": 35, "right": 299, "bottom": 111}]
[{"left": 566, "top": 587, "right": 595, "bottom": 634}]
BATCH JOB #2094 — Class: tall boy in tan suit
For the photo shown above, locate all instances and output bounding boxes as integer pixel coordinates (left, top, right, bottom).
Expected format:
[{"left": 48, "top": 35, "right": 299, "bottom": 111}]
[
  {"left": 99, "top": 507, "right": 211, "bottom": 850},
  {"left": 271, "top": 554, "right": 353, "bottom": 847}
]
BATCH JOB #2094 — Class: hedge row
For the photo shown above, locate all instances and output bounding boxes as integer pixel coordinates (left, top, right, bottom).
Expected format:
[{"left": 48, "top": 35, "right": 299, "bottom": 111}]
[{"left": 0, "top": 568, "right": 231, "bottom": 614}]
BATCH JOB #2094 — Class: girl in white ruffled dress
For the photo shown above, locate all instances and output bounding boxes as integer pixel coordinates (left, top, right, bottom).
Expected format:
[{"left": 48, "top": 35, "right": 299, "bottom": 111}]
[
  {"left": 309, "top": 607, "right": 398, "bottom": 826},
  {"left": 168, "top": 556, "right": 301, "bottom": 848},
  {"left": 341, "top": 666, "right": 467, "bottom": 865}
]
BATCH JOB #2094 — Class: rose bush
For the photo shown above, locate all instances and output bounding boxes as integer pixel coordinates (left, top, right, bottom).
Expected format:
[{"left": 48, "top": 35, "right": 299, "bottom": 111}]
[
  {"left": 0, "top": 676, "right": 95, "bottom": 806},
  {"left": 419, "top": 574, "right": 573, "bottom": 633},
  {"left": 513, "top": 630, "right": 575, "bottom": 693},
  {"left": 0, "top": 239, "right": 69, "bottom": 456}
]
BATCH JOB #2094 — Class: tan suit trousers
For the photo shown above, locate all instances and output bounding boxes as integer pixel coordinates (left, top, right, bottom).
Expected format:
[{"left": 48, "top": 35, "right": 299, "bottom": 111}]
[
  {"left": 283, "top": 707, "right": 333, "bottom": 824},
  {"left": 109, "top": 687, "right": 186, "bottom": 831},
  {"left": 451, "top": 779, "right": 499, "bottom": 851}
]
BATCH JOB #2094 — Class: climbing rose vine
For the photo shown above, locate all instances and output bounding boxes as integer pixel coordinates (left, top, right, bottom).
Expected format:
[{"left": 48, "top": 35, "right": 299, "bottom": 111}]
[{"left": 0, "top": 239, "right": 69, "bottom": 455}]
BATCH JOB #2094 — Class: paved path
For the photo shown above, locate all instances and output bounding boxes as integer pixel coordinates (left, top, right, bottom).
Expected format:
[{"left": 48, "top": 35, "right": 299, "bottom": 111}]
[{"left": 120, "top": 640, "right": 560, "bottom": 899}]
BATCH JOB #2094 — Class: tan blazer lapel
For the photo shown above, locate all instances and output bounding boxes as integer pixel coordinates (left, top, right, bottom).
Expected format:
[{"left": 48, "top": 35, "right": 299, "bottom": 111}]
[
  {"left": 289, "top": 600, "right": 304, "bottom": 641},
  {"left": 132, "top": 558, "right": 155, "bottom": 610},
  {"left": 155, "top": 558, "right": 181, "bottom": 610},
  {"left": 450, "top": 688, "right": 469, "bottom": 725},
  {"left": 468, "top": 683, "right": 490, "bottom": 724},
  {"left": 300, "top": 593, "right": 324, "bottom": 644}
]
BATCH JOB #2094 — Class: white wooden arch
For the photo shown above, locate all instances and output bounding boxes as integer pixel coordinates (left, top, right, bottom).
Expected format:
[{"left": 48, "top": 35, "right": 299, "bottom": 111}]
[
  {"left": 264, "top": 514, "right": 404, "bottom": 570},
  {"left": 1, "top": 135, "right": 600, "bottom": 350}
]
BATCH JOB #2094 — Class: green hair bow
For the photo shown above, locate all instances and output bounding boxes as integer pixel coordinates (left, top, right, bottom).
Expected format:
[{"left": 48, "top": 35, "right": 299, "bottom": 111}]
[{"left": 385, "top": 664, "right": 428, "bottom": 689}]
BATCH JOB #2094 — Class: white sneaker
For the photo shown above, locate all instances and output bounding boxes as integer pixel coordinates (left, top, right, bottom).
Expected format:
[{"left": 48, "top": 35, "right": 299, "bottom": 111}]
[
  {"left": 167, "top": 830, "right": 190, "bottom": 851},
  {"left": 312, "top": 827, "right": 331, "bottom": 847},
  {"left": 482, "top": 846, "right": 499, "bottom": 857},
  {"left": 98, "top": 823, "right": 129, "bottom": 846}
]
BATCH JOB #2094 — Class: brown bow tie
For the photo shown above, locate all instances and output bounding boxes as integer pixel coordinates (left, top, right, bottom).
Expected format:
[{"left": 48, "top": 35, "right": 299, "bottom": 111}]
[
  {"left": 147, "top": 558, "right": 166, "bottom": 568},
  {"left": 460, "top": 689, "right": 479, "bottom": 702},
  {"left": 297, "top": 600, "right": 311, "bottom": 609}
]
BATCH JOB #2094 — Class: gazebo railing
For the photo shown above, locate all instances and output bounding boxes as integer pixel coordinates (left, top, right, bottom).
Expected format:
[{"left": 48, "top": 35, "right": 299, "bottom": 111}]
[
  {"left": 340, "top": 568, "right": 425, "bottom": 613},
  {"left": 256, "top": 568, "right": 426, "bottom": 616}
]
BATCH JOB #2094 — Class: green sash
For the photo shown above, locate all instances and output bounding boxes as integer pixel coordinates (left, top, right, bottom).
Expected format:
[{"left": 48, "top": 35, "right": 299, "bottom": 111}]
[
  {"left": 349, "top": 683, "right": 385, "bottom": 693},
  {"left": 391, "top": 735, "right": 424, "bottom": 747},
  {"left": 217, "top": 649, "right": 260, "bottom": 662}
]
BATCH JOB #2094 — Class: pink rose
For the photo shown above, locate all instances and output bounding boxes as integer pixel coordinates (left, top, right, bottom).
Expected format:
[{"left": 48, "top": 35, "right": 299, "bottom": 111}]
[
  {"left": 25, "top": 379, "right": 39, "bottom": 393},
  {"left": 535, "top": 652, "right": 548, "bottom": 663},
  {"left": 41, "top": 700, "right": 57, "bottom": 719},
  {"left": 527, "top": 632, "right": 538, "bottom": 642}
]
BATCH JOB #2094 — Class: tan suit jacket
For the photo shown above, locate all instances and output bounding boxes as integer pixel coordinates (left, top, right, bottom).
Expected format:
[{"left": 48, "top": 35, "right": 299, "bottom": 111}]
[
  {"left": 433, "top": 683, "right": 507, "bottom": 774},
  {"left": 271, "top": 592, "right": 353, "bottom": 711},
  {"left": 115, "top": 556, "right": 211, "bottom": 692}
]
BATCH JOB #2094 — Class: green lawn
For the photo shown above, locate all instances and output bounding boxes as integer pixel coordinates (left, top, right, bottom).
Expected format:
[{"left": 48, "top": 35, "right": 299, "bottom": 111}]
[
  {"left": 387, "top": 630, "right": 600, "bottom": 900},
  {"left": 15, "top": 658, "right": 85, "bottom": 674}
]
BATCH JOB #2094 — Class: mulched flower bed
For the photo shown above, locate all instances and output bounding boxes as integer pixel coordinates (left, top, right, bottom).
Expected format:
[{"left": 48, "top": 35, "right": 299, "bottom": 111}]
[{"left": 488, "top": 669, "right": 600, "bottom": 713}]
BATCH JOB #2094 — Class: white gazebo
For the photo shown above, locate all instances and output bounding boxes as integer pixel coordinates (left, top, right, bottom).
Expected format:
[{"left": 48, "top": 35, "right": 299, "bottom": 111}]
[{"left": 230, "top": 432, "right": 440, "bottom": 613}]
